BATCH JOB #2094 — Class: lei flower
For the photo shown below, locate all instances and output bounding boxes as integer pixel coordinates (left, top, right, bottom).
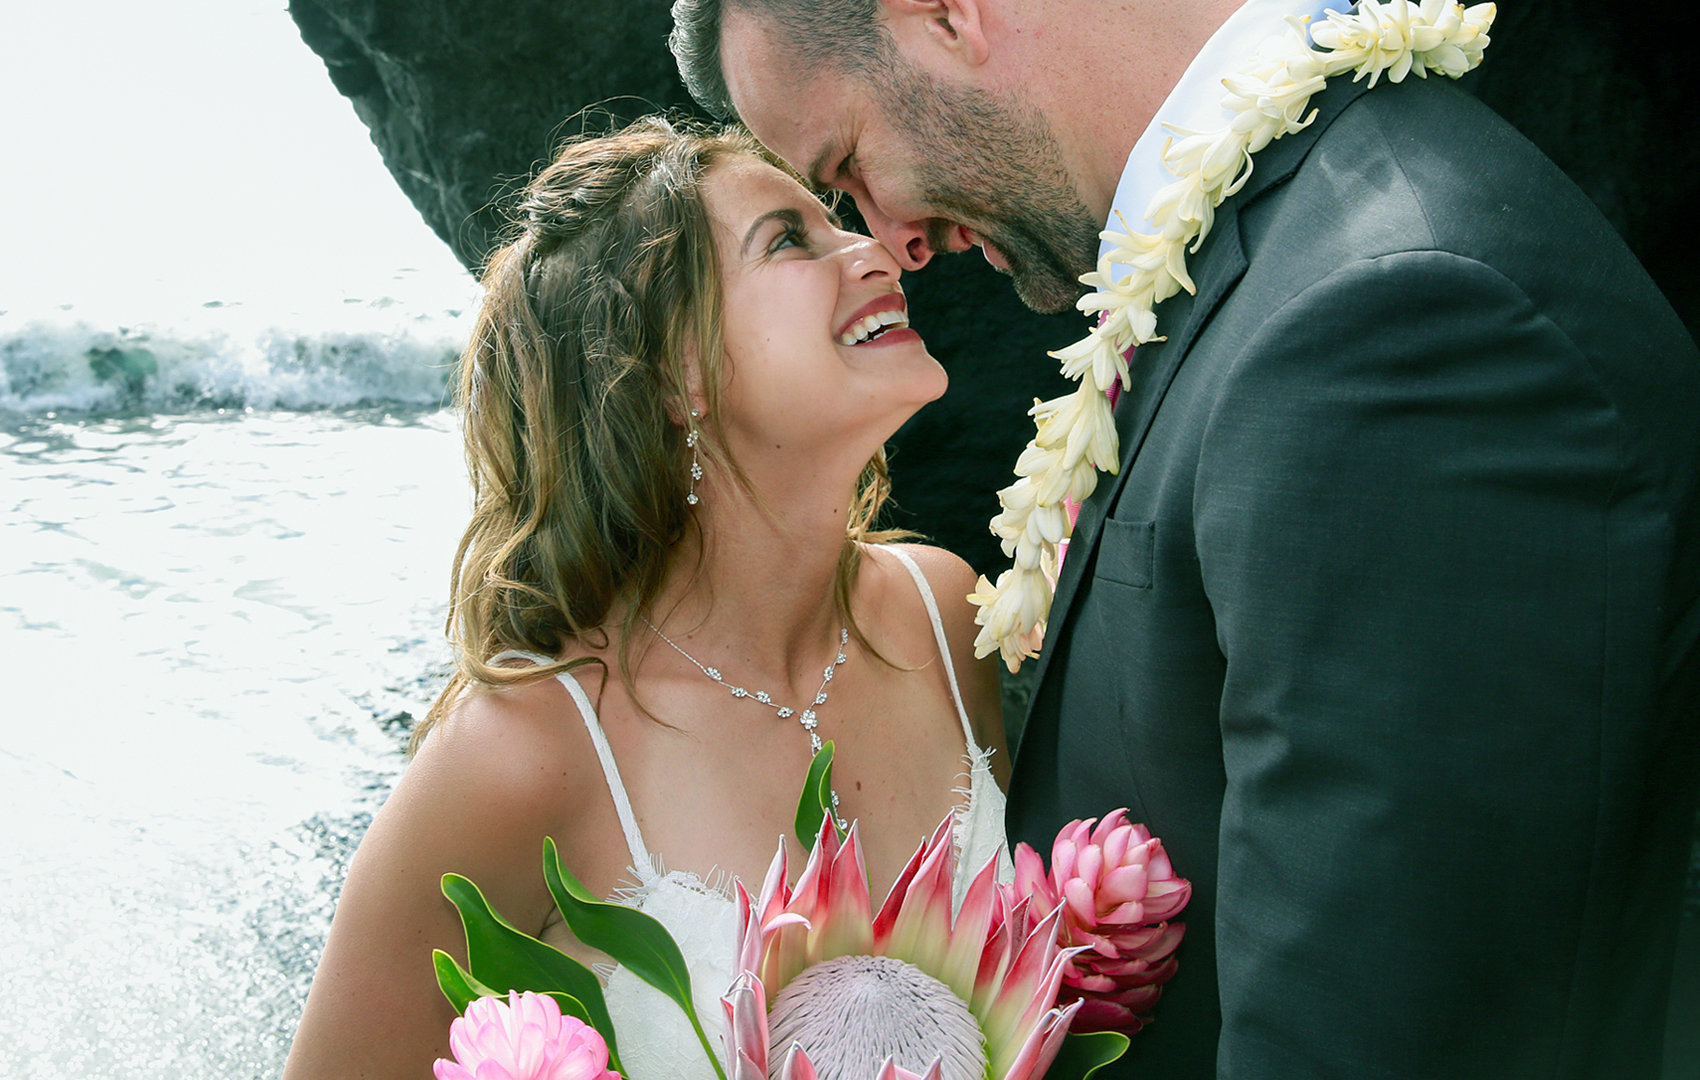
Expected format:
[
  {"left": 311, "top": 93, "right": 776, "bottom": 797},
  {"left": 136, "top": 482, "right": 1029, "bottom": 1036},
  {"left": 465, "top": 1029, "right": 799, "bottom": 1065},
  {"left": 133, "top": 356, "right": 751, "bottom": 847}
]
[{"left": 968, "top": 0, "right": 1498, "bottom": 670}]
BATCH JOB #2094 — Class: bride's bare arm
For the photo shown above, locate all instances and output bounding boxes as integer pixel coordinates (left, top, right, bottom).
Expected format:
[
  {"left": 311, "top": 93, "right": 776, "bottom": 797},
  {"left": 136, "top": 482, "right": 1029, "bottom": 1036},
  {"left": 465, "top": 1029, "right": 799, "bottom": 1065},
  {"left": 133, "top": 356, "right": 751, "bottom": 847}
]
[{"left": 282, "top": 678, "right": 597, "bottom": 1080}]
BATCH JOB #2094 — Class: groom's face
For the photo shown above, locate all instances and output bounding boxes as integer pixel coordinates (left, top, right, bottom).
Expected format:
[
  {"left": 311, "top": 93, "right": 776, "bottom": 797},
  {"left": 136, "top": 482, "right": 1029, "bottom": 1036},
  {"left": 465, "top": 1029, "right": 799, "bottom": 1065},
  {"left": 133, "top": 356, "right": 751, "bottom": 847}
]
[{"left": 720, "top": 9, "right": 1101, "bottom": 314}]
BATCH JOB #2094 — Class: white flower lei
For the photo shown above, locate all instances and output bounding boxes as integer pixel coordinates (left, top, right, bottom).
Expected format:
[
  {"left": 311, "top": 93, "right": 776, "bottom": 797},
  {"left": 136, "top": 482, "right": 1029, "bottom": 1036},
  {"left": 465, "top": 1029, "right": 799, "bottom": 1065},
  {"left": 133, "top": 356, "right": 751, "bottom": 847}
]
[{"left": 968, "top": 0, "right": 1498, "bottom": 671}]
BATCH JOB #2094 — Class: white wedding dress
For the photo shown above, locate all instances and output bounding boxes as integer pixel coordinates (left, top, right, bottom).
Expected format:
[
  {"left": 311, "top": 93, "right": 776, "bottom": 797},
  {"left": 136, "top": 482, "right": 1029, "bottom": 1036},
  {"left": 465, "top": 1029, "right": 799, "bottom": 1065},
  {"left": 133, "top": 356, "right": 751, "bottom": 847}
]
[{"left": 508, "top": 548, "right": 1009, "bottom": 1080}]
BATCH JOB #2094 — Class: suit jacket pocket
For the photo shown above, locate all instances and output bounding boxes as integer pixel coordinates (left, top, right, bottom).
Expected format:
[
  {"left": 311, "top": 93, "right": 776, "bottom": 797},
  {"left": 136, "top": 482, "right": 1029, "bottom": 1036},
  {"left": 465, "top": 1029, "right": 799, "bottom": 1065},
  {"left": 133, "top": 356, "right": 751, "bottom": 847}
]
[{"left": 1095, "top": 518, "right": 1155, "bottom": 589}]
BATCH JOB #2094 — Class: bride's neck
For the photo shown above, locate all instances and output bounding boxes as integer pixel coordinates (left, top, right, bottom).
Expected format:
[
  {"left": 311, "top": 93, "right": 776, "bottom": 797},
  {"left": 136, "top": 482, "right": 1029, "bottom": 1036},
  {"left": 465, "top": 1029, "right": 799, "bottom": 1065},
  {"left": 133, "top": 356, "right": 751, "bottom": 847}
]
[{"left": 647, "top": 468, "right": 860, "bottom": 673}]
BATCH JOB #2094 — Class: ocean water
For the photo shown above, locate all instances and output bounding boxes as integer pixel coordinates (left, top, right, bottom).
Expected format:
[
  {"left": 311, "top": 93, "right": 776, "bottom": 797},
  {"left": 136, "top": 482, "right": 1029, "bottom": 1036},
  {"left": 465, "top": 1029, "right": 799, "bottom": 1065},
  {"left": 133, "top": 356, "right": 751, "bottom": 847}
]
[{"left": 1, "top": 308, "right": 472, "bottom": 1077}]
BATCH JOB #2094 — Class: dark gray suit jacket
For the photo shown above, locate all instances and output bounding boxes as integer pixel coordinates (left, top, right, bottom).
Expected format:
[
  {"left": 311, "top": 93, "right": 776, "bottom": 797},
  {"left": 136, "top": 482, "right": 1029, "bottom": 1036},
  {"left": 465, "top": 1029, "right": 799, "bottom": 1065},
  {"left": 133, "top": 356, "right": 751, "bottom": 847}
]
[{"left": 1007, "top": 74, "right": 1700, "bottom": 1079}]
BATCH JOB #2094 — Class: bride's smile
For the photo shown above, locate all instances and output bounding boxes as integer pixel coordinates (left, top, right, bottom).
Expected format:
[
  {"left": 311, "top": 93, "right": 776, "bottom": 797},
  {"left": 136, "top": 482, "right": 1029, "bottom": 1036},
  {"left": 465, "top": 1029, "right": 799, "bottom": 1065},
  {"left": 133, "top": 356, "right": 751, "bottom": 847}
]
[{"left": 834, "top": 292, "right": 914, "bottom": 347}]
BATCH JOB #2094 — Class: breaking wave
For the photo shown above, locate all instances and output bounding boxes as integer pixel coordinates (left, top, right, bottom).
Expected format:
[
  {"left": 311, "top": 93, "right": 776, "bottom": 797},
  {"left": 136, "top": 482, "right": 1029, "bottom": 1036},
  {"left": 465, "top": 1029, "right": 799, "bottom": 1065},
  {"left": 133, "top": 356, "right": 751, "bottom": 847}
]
[{"left": 0, "top": 315, "right": 466, "bottom": 417}]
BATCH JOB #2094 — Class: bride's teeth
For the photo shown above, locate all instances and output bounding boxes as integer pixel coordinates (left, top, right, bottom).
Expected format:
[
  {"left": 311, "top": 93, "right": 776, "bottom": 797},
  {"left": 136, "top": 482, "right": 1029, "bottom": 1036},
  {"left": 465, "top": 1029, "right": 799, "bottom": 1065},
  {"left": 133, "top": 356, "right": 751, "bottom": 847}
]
[{"left": 837, "top": 308, "right": 909, "bottom": 346}]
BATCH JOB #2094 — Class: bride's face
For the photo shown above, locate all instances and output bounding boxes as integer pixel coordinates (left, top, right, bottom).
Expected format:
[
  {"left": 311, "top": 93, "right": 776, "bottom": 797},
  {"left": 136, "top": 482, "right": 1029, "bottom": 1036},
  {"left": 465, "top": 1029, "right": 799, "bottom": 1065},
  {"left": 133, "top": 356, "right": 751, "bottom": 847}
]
[{"left": 703, "top": 155, "right": 947, "bottom": 466}]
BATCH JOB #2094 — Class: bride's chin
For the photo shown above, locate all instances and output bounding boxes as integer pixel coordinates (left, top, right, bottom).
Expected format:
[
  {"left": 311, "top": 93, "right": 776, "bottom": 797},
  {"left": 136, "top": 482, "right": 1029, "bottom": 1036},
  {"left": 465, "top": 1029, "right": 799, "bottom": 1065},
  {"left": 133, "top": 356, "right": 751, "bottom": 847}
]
[{"left": 879, "top": 353, "right": 949, "bottom": 411}]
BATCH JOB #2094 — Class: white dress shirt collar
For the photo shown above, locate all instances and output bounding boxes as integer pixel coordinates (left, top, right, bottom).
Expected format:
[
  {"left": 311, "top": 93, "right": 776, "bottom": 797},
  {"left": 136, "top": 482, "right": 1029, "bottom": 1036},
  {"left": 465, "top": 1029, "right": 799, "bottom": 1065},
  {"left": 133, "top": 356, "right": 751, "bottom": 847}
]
[{"left": 1100, "top": 0, "right": 1341, "bottom": 261}]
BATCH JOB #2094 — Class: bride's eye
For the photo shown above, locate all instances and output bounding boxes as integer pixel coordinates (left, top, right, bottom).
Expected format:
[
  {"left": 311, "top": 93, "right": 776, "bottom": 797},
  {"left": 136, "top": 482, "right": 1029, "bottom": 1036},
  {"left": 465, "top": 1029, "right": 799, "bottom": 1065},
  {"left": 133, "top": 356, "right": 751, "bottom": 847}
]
[{"left": 769, "top": 223, "right": 809, "bottom": 255}]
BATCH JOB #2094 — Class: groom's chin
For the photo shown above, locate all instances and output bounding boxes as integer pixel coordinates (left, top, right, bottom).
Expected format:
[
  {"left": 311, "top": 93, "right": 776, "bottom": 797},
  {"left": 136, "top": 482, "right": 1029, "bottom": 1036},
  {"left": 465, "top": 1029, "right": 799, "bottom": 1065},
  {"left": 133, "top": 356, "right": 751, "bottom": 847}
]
[
  {"left": 1010, "top": 265, "right": 1086, "bottom": 314},
  {"left": 989, "top": 241, "right": 1092, "bottom": 314}
]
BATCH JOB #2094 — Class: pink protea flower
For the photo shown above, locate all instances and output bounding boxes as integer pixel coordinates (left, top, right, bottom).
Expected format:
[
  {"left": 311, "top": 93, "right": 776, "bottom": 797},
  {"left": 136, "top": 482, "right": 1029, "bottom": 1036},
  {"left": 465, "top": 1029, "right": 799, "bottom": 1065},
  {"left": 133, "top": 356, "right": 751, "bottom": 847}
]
[
  {"left": 435, "top": 990, "right": 623, "bottom": 1080},
  {"left": 1010, "top": 809, "right": 1191, "bottom": 1034},
  {"left": 724, "top": 815, "right": 1084, "bottom": 1080}
]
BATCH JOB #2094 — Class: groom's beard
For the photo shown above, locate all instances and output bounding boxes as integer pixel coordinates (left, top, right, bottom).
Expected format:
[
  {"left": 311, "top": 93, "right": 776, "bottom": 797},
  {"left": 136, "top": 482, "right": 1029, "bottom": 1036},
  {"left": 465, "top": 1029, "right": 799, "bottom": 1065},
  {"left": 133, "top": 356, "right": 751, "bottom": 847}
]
[{"left": 886, "top": 65, "right": 1101, "bottom": 314}]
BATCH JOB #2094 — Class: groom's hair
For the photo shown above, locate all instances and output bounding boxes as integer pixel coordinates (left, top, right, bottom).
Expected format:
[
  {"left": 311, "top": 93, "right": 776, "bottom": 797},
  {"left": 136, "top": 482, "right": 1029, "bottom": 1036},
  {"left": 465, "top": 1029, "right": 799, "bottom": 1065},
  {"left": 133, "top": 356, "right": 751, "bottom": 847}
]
[{"left": 669, "top": 0, "right": 888, "bottom": 118}]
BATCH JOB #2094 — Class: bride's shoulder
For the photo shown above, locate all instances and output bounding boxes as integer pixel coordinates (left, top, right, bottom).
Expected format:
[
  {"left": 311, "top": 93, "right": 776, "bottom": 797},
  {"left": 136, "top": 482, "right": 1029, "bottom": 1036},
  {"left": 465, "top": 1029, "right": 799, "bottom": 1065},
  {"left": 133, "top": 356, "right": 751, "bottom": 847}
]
[
  {"left": 414, "top": 662, "right": 609, "bottom": 822},
  {"left": 858, "top": 542, "right": 986, "bottom": 671},
  {"left": 860, "top": 542, "right": 1005, "bottom": 763},
  {"left": 861, "top": 542, "right": 980, "bottom": 614}
]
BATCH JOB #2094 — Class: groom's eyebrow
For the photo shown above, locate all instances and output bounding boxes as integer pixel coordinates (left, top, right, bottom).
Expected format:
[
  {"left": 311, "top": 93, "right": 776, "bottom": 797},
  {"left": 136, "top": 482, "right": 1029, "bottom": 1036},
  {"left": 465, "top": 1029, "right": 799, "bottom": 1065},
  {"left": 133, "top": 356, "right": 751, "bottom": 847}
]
[{"left": 740, "top": 208, "right": 805, "bottom": 256}]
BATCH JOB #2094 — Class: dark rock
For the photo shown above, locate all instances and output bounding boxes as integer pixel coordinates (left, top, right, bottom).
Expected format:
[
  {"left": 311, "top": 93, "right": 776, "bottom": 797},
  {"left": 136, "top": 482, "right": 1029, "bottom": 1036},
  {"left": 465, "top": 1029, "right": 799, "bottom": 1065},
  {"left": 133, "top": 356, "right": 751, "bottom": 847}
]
[{"left": 287, "top": 0, "right": 1697, "bottom": 574}]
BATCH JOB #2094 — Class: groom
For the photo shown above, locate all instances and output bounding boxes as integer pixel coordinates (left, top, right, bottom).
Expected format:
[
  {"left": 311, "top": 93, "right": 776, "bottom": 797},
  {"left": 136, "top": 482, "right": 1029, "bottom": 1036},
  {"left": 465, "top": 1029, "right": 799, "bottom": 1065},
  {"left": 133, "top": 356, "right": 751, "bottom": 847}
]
[{"left": 674, "top": 0, "right": 1700, "bottom": 1076}]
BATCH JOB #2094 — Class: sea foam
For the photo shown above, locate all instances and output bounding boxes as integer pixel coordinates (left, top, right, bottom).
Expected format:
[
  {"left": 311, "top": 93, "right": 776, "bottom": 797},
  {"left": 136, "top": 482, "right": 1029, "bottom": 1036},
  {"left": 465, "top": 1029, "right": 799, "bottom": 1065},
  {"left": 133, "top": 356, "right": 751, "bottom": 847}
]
[{"left": 0, "top": 304, "right": 471, "bottom": 417}]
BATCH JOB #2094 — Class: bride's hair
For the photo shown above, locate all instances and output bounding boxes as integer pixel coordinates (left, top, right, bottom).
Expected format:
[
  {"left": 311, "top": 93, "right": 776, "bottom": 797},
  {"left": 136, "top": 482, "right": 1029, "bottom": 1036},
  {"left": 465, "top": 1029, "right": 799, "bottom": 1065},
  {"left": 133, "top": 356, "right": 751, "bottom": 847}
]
[{"left": 417, "top": 116, "right": 904, "bottom": 750}]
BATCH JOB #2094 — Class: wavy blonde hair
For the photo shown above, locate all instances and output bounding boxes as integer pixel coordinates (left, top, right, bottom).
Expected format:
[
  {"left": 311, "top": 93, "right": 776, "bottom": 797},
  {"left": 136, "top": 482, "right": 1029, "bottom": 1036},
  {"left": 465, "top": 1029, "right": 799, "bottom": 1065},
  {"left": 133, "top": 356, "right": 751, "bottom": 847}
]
[{"left": 415, "top": 117, "right": 906, "bottom": 752}]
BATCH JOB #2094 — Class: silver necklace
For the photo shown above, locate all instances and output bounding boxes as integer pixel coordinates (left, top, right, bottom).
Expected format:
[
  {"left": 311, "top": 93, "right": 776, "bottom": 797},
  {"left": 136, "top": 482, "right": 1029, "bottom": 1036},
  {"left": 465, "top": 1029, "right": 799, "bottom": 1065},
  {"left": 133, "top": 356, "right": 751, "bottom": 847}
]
[{"left": 643, "top": 617, "right": 850, "bottom": 830}]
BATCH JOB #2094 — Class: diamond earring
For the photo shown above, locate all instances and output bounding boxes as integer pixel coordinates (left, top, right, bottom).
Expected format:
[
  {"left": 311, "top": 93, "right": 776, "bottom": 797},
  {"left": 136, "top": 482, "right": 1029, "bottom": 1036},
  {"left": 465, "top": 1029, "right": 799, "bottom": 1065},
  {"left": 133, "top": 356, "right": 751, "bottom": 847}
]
[{"left": 686, "top": 409, "right": 702, "bottom": 506}]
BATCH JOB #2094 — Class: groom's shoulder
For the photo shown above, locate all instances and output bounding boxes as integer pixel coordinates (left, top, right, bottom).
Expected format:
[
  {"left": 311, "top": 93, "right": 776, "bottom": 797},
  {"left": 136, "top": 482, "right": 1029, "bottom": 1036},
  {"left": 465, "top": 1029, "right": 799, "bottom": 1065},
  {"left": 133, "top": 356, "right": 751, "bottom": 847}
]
[
  {"left": 1282, "top": 77, "right": 1616, "bottom": 264},
  {"left": 1240, "top": 76, "right": 1679, "bottom": 342}
]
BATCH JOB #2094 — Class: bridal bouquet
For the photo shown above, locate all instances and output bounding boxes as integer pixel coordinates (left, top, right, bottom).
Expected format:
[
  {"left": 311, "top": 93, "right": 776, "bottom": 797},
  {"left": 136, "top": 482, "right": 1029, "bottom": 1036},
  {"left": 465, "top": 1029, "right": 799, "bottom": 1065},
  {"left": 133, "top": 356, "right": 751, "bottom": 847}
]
[{"left": 431, "top": 746, "right": 1189, "bottom": 1080}]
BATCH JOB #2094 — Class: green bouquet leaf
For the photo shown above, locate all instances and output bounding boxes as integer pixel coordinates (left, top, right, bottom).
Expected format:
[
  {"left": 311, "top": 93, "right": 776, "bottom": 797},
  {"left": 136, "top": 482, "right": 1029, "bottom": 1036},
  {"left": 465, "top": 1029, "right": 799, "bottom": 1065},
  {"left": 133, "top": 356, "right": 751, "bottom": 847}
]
[
  {"left": 433, "top": 948, "right": 593, "bottom": 1028},
  {"left": 542, "top": 838, "right": 725, "bottom": 1079},
  {"left": 1046, "top": 1030, "right": 1131, "bottom": 1080},
  {"left": 794, "top": 740, "right": 845, "bottom": 853},
  {"left": 432, "top": 948, "right": 500, "bottom": 1013}
]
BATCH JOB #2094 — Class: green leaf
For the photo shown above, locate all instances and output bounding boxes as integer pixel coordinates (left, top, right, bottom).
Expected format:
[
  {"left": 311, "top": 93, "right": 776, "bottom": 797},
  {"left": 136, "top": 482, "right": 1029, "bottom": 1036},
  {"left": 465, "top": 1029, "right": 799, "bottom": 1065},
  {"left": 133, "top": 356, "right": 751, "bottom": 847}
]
[
  {"left": 433, "top": 948, "right": 500, "bottom": 1013},
  {"left": 1046, "top": 1030, "right": 1131, "bottom": 1080},
  {"left": 794, "top": 741, "right": 844, "bottom": 853},
  {"left": 539, "top": 991, "right": 593, "bottom": 1028},
  {"left": 433, "top": 949, "right": 595, "bottom": 1029},
  {"left": 542, "top": 838, "right": 726, "bottom": 1080},
  {"left": 439, "top": 873, "right": 623, "bottom": 1074}
]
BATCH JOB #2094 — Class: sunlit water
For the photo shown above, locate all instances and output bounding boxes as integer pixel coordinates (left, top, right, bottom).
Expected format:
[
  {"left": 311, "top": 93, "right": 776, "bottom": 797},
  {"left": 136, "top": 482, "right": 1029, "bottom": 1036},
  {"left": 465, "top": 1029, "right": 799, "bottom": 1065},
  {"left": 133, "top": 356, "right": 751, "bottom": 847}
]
[{"left": 1, "top": 405, "right": 467, "bottom": 1077}]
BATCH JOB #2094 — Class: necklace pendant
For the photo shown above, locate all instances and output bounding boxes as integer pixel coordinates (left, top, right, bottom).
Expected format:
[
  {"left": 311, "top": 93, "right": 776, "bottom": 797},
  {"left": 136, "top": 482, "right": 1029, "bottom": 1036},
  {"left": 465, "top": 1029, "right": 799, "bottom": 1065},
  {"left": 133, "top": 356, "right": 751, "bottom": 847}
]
[{"left": 643, "top": 617, "right": 854, "bottom": 825}]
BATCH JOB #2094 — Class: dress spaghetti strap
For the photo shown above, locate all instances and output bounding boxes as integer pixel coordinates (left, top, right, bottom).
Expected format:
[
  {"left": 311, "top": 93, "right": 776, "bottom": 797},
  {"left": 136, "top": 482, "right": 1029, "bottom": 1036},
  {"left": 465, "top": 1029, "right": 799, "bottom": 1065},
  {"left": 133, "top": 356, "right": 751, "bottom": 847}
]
[
  {"left": 881, "top": 548, "right": 1010, "bottom": 899},
  {"left": 489, "top": 650, "right": 658, "bottom": 882},
  {"left": 884, "top": 548, "right": 979, "bottom": 750}
]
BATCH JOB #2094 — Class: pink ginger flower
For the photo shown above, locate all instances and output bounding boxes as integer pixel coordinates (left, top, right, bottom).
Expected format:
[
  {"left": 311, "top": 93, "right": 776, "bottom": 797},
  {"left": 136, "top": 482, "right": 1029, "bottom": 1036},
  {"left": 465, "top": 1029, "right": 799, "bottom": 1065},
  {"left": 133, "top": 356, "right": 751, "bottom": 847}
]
[
  {"left": 434, "top": 990, "right": 623, "bottom": 1080},
  {"left": 1010, "top": 809, "right": 1191, "bottom": 1034},
  {"left": 725, "top": 815, "right": 1083, "bottom": 1080}
]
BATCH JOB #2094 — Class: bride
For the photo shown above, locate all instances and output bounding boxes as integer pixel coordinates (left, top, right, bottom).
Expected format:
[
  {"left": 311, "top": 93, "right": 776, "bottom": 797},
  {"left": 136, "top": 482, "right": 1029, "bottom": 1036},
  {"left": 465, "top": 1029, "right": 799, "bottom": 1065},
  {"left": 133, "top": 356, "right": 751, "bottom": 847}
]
[{"left": 281, "top": 117, "right": 1007, "bottom": 1079}]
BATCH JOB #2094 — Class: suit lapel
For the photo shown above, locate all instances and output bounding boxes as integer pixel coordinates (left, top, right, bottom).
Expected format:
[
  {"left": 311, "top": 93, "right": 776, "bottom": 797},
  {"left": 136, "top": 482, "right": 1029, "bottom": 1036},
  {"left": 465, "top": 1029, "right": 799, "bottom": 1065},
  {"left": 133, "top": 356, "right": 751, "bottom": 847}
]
[{"left": 1019, "top": 75, "right": 1374, "bottom": 717}]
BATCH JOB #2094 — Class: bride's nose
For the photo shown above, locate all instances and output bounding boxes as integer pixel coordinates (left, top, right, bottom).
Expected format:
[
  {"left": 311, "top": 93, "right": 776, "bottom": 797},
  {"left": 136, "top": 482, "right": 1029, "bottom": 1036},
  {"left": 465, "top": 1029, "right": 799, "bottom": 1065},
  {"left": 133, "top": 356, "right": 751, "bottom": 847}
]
[{"left": 839, "top": 234, "right": 902, "bottom": 282}]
